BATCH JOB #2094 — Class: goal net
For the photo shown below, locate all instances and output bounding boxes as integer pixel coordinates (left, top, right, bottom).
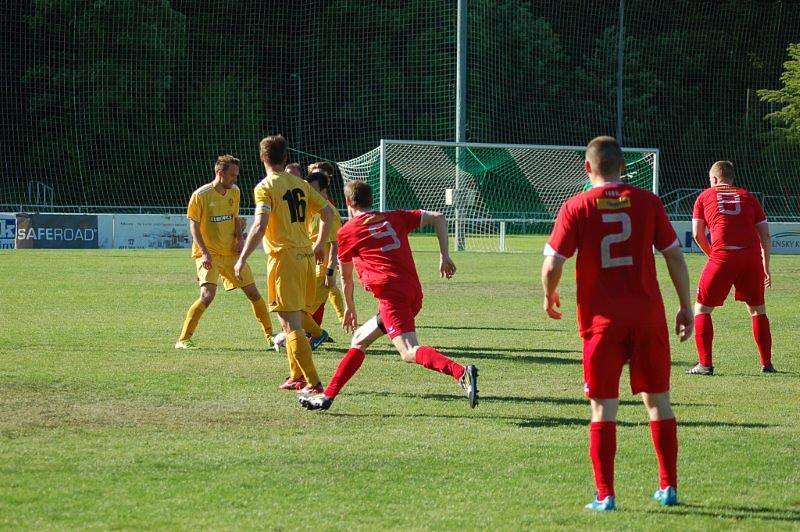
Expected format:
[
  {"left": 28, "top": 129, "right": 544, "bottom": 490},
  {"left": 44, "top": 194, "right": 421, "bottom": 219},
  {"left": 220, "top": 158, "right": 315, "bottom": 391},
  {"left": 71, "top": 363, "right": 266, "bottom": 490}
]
[{"left": 337, "top": 140, "right": 658, "bottom": 252}]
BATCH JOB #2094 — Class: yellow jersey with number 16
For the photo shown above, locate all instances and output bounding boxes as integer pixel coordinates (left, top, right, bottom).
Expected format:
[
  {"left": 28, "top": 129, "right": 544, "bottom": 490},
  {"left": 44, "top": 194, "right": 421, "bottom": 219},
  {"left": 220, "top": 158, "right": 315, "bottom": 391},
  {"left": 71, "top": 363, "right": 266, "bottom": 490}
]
[{"left": 253, "top": 171, "right": 327, "bottom": 253}]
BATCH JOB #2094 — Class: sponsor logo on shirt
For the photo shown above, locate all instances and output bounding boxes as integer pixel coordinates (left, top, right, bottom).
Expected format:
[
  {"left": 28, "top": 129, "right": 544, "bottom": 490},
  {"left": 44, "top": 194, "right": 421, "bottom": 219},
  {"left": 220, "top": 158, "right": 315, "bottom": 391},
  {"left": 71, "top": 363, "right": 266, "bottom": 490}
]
[
  {"left": 596, "top": 197, "right": 631, "bottom": 210},
  {"left": 210, "top": 215, "right": 232, "bottom": 223}
]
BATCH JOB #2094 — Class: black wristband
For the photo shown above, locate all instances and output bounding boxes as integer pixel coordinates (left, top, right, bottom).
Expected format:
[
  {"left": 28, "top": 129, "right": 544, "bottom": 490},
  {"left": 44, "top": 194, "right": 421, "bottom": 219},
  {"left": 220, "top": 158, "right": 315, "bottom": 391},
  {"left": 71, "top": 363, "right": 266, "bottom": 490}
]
[{"left": 326, "top": 268, "right": 335, "bottom": 276}]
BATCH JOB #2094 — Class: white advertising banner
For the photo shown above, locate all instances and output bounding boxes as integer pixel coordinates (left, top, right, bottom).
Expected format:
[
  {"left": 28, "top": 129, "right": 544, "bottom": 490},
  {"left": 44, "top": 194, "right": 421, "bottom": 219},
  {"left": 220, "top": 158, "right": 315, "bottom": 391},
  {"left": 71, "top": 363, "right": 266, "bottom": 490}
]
[
  {"left": 672, "top": 221, "right": 800, "bottom": 255},
  {"left": 107, "top": 214, "right": 191, "bottom": 249}
]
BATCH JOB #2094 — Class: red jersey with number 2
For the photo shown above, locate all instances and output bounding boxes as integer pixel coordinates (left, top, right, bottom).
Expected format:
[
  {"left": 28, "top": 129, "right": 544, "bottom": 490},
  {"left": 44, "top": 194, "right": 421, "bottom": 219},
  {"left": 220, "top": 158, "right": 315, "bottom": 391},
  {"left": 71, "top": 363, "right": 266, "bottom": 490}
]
[
  {"left": 692, "top": 184, "right": 766, "bottom": 253},
  {"left": 337, "top": 210, "right": 423, "bottom": 297},
  {"left": 546, "top": 184, "right": 679, "bottom": 336}
]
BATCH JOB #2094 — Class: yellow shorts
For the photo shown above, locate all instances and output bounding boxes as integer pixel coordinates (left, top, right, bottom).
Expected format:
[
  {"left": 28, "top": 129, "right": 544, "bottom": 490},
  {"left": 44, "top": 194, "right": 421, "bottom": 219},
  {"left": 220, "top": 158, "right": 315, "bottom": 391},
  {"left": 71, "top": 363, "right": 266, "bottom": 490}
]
[
  {"left": 267, "top": 248, "right": 316, "bottom": 312},
  {"left": 195, "top": 254, "right": 255, "bottom": 291},
  {"left": 305, "top": 273, "right": 332, "bottom": 314}
]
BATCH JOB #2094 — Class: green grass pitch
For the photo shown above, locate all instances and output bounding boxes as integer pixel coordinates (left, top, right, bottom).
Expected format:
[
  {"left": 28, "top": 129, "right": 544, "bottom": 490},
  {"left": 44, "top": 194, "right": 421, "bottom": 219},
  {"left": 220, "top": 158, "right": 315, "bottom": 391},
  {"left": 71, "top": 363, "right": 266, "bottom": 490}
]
[{"left": 1, "top": 236, "right": 799, "bottom": 529}]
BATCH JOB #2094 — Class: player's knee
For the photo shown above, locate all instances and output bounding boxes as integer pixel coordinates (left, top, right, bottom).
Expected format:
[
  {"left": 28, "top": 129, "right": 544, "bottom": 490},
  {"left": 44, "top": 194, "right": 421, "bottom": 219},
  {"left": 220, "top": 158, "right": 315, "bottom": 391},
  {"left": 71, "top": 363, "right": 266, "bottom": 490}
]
[
  {"left": 242, "top": 285, "right": 260, "bottom": 302},
  {"left": 695, "top": 302, "right": 713, "bottom": 314},
  {"left": 748, "top": 304, "right": 766, "bottom": 316},
  {"left": 200, "top": 286, "right": 216, "bottom": 306}
]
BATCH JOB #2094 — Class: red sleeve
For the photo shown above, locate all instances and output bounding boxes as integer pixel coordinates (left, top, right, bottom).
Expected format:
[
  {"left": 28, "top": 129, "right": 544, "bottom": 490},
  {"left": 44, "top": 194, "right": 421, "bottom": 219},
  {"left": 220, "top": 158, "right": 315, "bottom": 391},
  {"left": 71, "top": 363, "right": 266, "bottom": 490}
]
[
  {"left": 398, "top": 209, "right": 423, "bottom": 234},
  {"left": 546, "top": 202, "right": 578, "bottom": 259},
  {"left": 337, "top": 225, "right": 354, "bottom": 263},
  {"left": 692, "top": 193, "right": 705, "bottom": 221},
  {"left": 752, "top": 195, "right": 767, "bottom": 224},
  {"left": 653, "top": 197, "right": 679, "bottom": 251}
]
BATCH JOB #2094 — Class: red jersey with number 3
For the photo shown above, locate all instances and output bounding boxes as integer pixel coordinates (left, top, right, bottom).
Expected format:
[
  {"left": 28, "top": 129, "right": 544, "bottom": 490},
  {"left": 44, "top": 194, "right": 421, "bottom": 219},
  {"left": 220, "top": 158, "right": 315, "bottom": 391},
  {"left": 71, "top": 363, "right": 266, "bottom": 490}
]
[
  {"left": 692, "top": 184, "right": 766, "bottom": 253},
  {"left": 546, "top": 183, "right": 679, "bottom": 336},
  {"left": 337, "top": 210, "right": 423, "bottom": 297}
]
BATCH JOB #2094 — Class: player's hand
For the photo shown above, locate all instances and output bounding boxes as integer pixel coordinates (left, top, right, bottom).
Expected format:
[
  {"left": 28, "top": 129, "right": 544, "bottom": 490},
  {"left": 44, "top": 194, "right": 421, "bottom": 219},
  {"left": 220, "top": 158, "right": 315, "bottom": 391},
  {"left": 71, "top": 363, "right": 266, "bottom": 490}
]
[
  {"left": 343, "top": 307, "right": 358, "bottom": 334},
  {"left": 544, "top": 291, "right": 562, "bottom": 319},
  {"left": 201, "top": 252, "right": 213, "bottom": 270},
  {"left": 675, "top": 307, "right": 694, "bottom": 342},
  {"left": 439, "top": 255, "right": 456, "bottom": 278},
  {"left": 313, "top": 241, "right": 325, "bottom": 264},
  {"left": 324, "top": 273, "right": 336, "bottom": 289},
  {"left": 234, "top": 259, "right": 246, "bottom": 279},
  {"left": 764, "top": 269, "right": 772, "bottom": 288}
]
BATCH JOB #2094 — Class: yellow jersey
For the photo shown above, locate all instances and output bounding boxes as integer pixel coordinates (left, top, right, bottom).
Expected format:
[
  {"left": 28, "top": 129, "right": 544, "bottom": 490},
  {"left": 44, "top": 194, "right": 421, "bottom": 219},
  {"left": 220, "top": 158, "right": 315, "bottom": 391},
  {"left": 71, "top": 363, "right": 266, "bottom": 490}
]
[
  {"left": 187, "top": 183, "right": 240, "bottom": 258},
  {"left": 253, "top": 171, "right": 327, "bottom": 253},
  {"left": 307, "top": 200, "right": 343, "bottom": 276}
]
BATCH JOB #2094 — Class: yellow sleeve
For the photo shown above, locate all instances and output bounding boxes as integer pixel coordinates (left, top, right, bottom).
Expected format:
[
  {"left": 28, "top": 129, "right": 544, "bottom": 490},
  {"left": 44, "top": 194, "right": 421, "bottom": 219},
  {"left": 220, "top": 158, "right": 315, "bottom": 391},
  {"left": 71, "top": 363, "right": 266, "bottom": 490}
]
[
  {"left": 254, "top": 184, "right": 271, "bottom": 215},
  {"left": 328, "top": 210, "right": 342, "bottom": 243},
  {"left": 187, "top": 193, "right": 202, "bottom": 222},
  {"left": 304, "top": 182, "right": 327, "bottom": 216},
  {"left": 234, "top": 187, "right": 240, "bottom": 217}
]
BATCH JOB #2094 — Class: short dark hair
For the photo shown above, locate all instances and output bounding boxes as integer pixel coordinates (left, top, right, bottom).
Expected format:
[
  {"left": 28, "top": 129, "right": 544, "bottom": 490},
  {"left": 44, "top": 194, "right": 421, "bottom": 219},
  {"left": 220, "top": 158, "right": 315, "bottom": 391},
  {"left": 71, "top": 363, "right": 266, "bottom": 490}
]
[
  {"left": 344, "top": 180, "right": 373, "bottom": 209},
  {"left": 305, "top": 170, "right": 329, "bottom": 192},
  {"left": 586, "top": 136, "right": 625, "bottom": 178},
  {"left": 214, "top": 154, "right": 240, "bottom": 174},
  {"left": 710, "top": 160, "right": 735, "bottom": 181},
  {"left": 259, "top": 134, "right": 288, "bottom": 166}
]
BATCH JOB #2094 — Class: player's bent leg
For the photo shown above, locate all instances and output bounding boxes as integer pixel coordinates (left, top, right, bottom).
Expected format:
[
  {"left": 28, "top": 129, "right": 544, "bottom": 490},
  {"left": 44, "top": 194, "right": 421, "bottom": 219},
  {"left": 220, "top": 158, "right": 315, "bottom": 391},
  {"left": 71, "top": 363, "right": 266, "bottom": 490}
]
[
  {"left": 641, "top": 392, "right": 679, "bottom": 505},
  {"left": 276, "top": 311, "right": 312, "bottom": 386},
  {"left": 241, "top": 283, "right": 274, "bottom": 346},
  {"left": 587, "top": 397, "right": 618, "bottom": 510},
  {"left": 176, "top": 283, "right": 216, "bottom": 347},
  {"left": 747, "top": 304, "right": 775, "bottom": 372},
  {"left": 690, "top": 303, "right": 715, "bottom": 375}
]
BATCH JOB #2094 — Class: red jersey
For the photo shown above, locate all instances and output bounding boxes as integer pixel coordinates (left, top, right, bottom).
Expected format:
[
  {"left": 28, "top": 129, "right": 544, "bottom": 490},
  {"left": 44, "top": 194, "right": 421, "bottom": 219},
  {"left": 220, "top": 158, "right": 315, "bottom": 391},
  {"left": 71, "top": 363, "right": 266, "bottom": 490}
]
[
  {"left": 546, "top": 183, "right": 679, "bottom": 336},
  {"left": 692, "top": 184, "right": 766, "bottom": 253},
  {"left": 337, "top": 210, "right": 423, "bottom": 297}
]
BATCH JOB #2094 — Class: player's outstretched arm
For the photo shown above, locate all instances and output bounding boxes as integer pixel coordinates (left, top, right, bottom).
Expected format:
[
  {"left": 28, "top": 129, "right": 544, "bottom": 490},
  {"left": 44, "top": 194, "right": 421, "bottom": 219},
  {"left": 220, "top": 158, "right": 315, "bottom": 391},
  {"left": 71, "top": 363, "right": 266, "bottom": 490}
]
[
  {"left": 325, "top": 241, "right": 339, "bottom": 289},
  {"left": 661, "top": 245, "right": 694, "bottom": 341},
  {"left": 692, "top": 219, "right": 712, "bottom": 257},
  {"left": 420, "top": 211, "right": 456, "bottom": 278},
  {"left": 234, "top": 212, "right": 268, "bottom": 277},
  {"left": 340, "top": 261, "right": 358, "bottom": 333},
  {"left": 189, "top": 219, "right": 212, "bottom": 270},
  {"left": 756, "top": 222, "right": 772, "bottom": 288},
  {"left": 540, "top": 255, "right": 564, "bottom": 319}
]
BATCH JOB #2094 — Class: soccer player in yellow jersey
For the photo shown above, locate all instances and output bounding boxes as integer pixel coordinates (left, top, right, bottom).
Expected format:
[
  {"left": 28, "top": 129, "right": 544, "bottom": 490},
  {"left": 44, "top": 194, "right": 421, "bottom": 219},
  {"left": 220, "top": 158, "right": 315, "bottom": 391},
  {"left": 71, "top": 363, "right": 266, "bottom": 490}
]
[
  {"left": 306, "top": 161, "right": 346, "bottom": 325},
  {"left": 176, "top": 155, "right": 274, "bottom": 349},
  {"left": 235, "top": 135, "right": 336, "bottom": 394}
]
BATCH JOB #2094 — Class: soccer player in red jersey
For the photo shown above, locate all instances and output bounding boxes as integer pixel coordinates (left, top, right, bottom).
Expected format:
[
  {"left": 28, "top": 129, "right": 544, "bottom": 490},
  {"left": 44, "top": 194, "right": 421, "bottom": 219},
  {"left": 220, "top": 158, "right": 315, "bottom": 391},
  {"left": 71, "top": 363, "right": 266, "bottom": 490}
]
[
  {"left": 542, "top": 136, "right": 693, "bottom": 511},
  {"left": 298, "top": 180, "right": 479, "bottom": 411},
  {"left": 688, "top": 160, "right": 774, "bottom": 375}
]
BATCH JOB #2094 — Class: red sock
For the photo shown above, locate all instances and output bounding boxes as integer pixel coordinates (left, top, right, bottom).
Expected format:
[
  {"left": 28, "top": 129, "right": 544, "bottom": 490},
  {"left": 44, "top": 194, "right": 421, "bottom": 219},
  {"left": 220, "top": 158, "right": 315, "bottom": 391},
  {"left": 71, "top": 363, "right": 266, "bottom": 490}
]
[
  {"left": 589, "top": 421, "right": 616, "bottom": 498},
  {"left": 694, "top": 313, "right": 714, "bottom": 366},
  {"left": 649, "top": 418, "right": 678, "bottom": 489},
  {"left": 312, "top": 303, "right": 325, "bottom": 325},
  {"left": 414, "top": 346, "right": 465, "bottom": 380},
  {"left": 752, "top": 314, "right": 772, "bottom": 366},
  {"left": 324, "top": 348, "right": 365, "bottom": 399}
]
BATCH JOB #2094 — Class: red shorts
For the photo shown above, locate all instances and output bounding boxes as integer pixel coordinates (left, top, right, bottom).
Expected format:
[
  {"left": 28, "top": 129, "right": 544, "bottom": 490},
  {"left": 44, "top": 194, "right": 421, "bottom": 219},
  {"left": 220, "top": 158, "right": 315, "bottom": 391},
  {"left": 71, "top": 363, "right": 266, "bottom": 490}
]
[
  {"left": 582, "top": 324, "right": 671, "bottom": 399},
  {"left": 697, "top": 250, "right": 765, "bottom": 307},
  {"left": 376, "top": 287, "right": 423, "bottom": 339}
]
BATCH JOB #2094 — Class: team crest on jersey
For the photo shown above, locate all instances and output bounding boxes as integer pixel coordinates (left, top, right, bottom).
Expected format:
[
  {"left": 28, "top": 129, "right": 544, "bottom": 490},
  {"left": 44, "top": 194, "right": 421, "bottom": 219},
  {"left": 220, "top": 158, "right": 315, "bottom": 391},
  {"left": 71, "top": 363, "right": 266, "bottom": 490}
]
[
  {"left": 596, "top": 197, "right": 631, "bottom": 210},
  {"left": 210, "top": 215, "right": 232, "bottom": 222}
]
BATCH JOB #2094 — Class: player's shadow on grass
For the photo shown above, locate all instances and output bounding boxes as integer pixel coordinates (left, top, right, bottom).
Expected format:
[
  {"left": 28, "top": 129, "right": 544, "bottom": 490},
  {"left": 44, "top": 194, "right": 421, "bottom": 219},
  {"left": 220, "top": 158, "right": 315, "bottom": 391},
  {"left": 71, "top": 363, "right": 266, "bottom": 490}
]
[
  {"left": 417, "top": 325, "right": 565, "bottom": 332},
  {"left": 516, "top": 417, "right": 776, "bottom": 429},
  {"left": 635, "top": 503, "right": 800, "bottom": 523}
]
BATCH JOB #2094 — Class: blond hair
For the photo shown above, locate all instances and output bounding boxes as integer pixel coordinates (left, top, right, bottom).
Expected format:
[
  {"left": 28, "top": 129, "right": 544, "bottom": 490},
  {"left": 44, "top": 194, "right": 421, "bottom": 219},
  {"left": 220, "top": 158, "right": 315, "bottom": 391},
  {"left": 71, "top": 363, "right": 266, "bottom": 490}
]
[{"left": 214, "top": 154, "right": 240, "bottom": 174}]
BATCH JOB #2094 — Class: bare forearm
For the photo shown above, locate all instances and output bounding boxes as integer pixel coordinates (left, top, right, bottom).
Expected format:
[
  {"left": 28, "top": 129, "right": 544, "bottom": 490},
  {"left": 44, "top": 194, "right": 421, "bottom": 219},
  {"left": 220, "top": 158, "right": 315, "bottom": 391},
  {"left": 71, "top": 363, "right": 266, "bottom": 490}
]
[
  {"left": 541, "top": 265, "right": 562, "bottom": 298},
  {"left": 238, "top": 222, "right": 264, "bottom": 262},
  {"left": 343, "top": 279, "right": 355, "bottom": 308},
  {"left": 757, "top": 225, "right": 771, "bottom": 272},
  {"left": 328, "top": 242, "right": 339, "bottom": 270},
  {"left": 693, "top": 235, "right": 711, "bottom": 256},
  {"left": 433, "top": 216, "right": 450, "bottom": 256},
  {"left": 190, "top": 221, "right": 210, "bottom": 255}
]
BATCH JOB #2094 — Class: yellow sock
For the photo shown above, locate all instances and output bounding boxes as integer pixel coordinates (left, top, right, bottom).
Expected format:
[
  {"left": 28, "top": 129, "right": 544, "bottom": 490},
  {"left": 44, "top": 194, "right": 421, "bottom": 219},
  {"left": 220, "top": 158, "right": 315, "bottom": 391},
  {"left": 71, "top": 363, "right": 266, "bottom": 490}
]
[
  {"left": 301, "top": 312, "right": 324, "bottom": 338},
  {"left": 287, "top": 329, "right": 320, "bottom": 386},
  {"left": 179, "top": 299, "right": 207, "bottom": 341},
  {"left": 249, "top": 297, "right": 273, "bottom": 340},
  {"left": 328, "top": 286, "right": 346, "bottom": 322},
  {"left": 286, "top": 346, "right": 303, "bottom": 380}
]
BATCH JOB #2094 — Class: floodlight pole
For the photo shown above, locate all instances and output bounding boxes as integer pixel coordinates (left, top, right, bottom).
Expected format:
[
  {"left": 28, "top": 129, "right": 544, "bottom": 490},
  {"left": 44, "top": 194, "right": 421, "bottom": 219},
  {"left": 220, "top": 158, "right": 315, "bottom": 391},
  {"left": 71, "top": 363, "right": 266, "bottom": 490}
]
[
  {"left": 616, "top": 0, "right": 624, "bottom": 145},
  {"left": 455, "top": 0, "right": 467, "bottom": 251}
]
